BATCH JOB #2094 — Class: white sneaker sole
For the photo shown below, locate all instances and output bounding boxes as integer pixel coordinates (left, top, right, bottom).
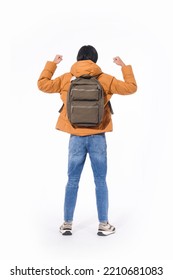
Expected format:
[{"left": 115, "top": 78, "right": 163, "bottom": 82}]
[
  {"left": 60, "top": 229, "right": 72, "bottom": 236},
  {"left": 97, "top": 228, "right": 116, "bottom": 236}
]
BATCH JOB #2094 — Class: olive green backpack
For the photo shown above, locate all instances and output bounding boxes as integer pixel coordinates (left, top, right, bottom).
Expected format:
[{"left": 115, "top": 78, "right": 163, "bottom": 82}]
[{"left": 66, "top": 75, "right": 106, "bottom": 127}]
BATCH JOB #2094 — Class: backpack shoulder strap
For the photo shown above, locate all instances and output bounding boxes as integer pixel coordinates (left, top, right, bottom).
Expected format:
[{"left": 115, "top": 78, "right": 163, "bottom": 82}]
[{"left": 108, "top": 101, "right": 114, "bottom": 114}]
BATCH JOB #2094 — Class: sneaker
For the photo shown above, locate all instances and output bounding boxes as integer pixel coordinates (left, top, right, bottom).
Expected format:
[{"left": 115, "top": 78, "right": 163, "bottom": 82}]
[
  {"left": 97, "top": 222, "right": 115, "bottom": 236},
  {"left": 60, "top": 222, "right": 72, "bottom": 235}
]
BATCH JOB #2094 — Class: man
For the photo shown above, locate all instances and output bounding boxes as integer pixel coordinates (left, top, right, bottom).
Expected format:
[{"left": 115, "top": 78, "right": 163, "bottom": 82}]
[{"left": 37, "top": 45, "right": 137, "bottom": 236}]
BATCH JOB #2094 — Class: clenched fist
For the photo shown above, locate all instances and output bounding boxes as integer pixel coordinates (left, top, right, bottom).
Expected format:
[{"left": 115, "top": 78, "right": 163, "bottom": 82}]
[
  {"left": 53, "top": 55, "right": 63, "bottom": 64},
  {"left": 113, "top": 56, "right": 126, "bottom": 67}
]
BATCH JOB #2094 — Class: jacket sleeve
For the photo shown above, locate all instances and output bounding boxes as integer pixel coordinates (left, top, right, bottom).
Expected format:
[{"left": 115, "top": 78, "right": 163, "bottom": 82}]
[
  {"left": 110, "top": 65, "right": 137, "bottom": 95},
  {"left": 37, "top": 61, "right": 62, "bottom": 93}
]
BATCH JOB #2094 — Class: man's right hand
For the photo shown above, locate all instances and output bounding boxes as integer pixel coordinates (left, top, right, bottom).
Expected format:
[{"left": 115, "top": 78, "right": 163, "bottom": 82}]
[
  {"left": 113, "top": 56, "right": 126, "bottom": 67},
  {"left": 53, "top": 55, "right": 63, "bottom": 64}
]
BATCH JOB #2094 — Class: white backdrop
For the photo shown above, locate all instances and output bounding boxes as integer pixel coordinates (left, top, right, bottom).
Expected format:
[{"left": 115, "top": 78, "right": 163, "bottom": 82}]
[{"left": 1, "top": 0, "right": 173, "bottom": 277}]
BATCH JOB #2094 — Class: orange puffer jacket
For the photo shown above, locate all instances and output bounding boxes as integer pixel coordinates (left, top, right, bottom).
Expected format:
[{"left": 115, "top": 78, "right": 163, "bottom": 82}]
[{"left": 37, "top": 60, "right": 137, "bottom": 136}]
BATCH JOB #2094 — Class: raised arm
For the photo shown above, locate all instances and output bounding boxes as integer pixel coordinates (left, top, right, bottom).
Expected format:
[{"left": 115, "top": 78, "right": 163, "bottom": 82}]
[
  {"left": 111, "top": 56, "right": 137, "bottom": 95},
  {"left": 37, "top": 55, "right": 63, "bottom": 93}
]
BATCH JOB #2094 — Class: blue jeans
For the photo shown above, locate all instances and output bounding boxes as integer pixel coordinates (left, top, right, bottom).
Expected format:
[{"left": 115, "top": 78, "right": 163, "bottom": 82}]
[{"left": 64, "top": 133, "right": 108, "bottom": 223}]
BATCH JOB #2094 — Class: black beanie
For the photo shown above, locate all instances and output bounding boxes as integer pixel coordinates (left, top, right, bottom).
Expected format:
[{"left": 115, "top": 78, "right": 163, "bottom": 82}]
[{"left": 77, "top": 45, "right": 98, "bottom": 63}]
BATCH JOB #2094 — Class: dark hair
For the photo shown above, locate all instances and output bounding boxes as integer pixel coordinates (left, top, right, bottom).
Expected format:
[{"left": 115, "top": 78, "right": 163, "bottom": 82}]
[{"left": 77, "top": 45, "right": 98, "bottom": 63}]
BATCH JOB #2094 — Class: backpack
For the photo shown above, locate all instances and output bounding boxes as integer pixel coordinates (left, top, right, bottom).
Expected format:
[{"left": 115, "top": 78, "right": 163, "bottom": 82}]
[{"left": 66, "top": 75, "right": 105, "bottom": 127}]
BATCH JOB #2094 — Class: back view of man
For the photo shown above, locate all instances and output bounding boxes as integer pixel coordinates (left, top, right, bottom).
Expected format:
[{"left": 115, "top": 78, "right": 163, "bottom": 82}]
[{"left": 37, "top": 45, "right": 137, "bottom": 236}]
